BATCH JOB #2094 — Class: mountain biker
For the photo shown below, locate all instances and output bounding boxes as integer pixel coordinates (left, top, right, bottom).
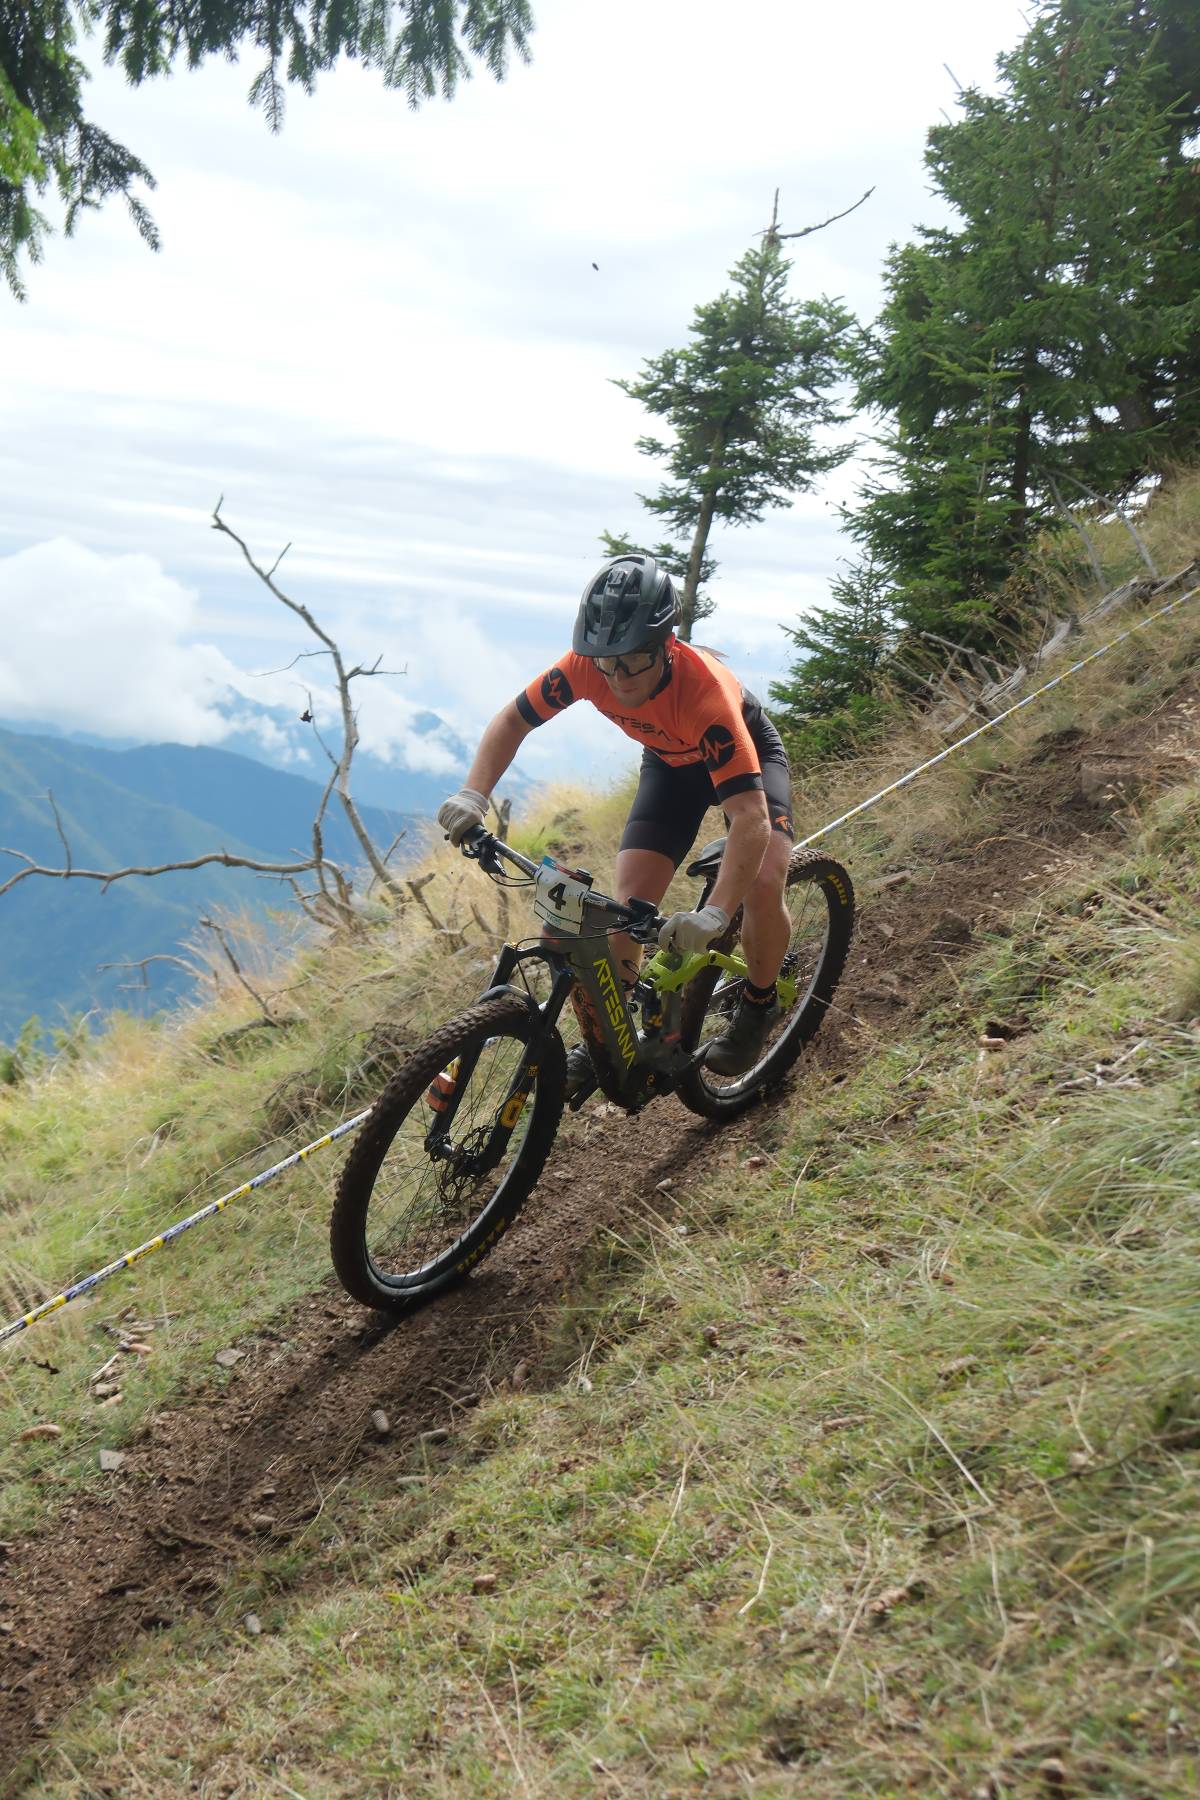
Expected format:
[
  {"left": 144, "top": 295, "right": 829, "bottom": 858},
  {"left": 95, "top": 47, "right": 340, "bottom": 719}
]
[{"left": 437, "top": 553, "right": 795, "bottom": 1086}]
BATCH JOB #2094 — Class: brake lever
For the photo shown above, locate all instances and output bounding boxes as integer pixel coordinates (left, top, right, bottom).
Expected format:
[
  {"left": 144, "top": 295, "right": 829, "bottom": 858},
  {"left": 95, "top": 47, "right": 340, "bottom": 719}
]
[
  {"left": 459, "top": 827, "right": 504, "bottom": 876},
  {"left": 623, "top": 895, "right": 665, "bottom": 944}
]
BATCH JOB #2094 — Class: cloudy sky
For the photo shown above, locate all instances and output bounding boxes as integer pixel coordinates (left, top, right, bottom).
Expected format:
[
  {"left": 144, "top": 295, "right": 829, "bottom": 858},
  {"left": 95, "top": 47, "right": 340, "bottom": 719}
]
[{"left": 0, "top": 0, "right": 1029, "bottom": 793}]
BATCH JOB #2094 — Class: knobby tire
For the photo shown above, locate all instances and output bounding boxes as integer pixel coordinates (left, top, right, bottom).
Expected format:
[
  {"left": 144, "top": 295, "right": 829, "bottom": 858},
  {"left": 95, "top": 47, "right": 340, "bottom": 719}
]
[
  {"left": 331, "top": 994, "right": 566, "bottom": 1314},
  {"left": 676, "top": 848, "right": 855, "bottom": 1121}
]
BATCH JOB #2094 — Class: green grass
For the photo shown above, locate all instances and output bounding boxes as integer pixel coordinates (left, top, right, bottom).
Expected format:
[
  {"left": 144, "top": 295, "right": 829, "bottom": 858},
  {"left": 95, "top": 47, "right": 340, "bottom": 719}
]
[
  {"left": 15, "top": 732, "right": 1200, "bottom": 1799},
  {"left": 0, "top": 771, "right": 676, "bottom": 1538},
  {"left": 4, "top": 470, "right": 1200, "bottom": 1793},
  {"left": 0, "top": 902, "right": 498, "bottom": 1533}
]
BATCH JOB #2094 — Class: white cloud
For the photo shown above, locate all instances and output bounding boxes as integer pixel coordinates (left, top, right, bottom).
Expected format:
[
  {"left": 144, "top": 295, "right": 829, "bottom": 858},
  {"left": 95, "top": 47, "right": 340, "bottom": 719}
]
[
  {"left": 0, "top": 0, "right": 1032, "bottom": 778},
  {"left": 0, "top": 539, "right": 511, "bottom": 776},
  {"left": 0, "top": 539, "right": 245, "bottom": 742}
]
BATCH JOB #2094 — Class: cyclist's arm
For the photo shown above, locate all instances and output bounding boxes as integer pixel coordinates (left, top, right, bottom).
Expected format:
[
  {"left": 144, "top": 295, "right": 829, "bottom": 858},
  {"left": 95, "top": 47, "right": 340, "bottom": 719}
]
[
  {"left": 706, "top": 788, "right": 771, "bottom": 918},
  {"left": 463, "top": 701, "right": 538, "bottom": 798}
]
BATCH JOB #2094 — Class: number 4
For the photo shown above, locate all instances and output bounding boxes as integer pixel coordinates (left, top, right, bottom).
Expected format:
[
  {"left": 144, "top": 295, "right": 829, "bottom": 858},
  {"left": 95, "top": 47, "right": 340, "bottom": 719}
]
[{"left": 547, "top": 882, "right": 567, "bottom": 911}]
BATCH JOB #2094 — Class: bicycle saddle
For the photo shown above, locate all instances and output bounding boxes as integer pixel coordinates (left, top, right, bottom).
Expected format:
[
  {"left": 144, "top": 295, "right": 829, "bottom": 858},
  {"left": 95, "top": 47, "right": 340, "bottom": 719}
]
[{"left": 685, "top": 836, "right": 727, "bottom": 879}]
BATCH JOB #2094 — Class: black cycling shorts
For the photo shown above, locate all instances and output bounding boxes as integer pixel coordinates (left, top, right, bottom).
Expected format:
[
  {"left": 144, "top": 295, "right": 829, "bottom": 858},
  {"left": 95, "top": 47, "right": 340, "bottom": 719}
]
[{"left": 619, "top": 699, "right": 794, "bottom": 868}]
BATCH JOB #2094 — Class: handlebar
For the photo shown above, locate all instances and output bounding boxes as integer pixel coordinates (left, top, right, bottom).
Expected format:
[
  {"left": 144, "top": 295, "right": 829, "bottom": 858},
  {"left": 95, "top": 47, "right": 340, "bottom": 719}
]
[
  {"left": 459, "top": 824, "right": 540, "bottom": 880},
  {"left": 458, "top": 826, "right": 666, "bottom": 943}
]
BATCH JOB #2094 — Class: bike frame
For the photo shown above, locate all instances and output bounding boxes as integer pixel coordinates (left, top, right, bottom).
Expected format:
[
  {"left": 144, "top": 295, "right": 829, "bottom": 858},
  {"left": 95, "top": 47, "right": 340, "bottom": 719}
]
[{"left": 444, "top": 831, "right": 800, "bottom": 1123}]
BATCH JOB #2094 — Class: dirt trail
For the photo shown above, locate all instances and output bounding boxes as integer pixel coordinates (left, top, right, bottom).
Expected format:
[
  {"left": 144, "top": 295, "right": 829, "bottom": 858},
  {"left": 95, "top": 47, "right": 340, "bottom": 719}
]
[{"left": 2, "top": 691, "right": 1196, "bottom": 1786}]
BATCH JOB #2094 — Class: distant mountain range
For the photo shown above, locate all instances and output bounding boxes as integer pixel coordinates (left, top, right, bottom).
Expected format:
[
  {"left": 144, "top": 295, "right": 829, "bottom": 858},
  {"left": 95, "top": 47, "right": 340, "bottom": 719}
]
[
  {"left": 0, "top": 726, "right": 437, "bottom": 1042},
  {"left": 2, "top": 701, "right": 474, "bottom": 816}
]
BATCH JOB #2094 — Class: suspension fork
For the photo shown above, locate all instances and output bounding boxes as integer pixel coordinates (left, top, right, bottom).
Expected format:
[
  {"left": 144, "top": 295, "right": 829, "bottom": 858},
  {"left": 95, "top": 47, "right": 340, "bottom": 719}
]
[{"left": 423, "top": 962, "right": 574, "bottom": 1166}]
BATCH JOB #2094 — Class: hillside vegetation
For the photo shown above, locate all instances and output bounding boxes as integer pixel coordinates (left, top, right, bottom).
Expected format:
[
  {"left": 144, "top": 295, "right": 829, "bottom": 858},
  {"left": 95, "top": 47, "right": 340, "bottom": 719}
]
[{"left": 0, "top": 475, "right": 1199, "bottom": 1795}]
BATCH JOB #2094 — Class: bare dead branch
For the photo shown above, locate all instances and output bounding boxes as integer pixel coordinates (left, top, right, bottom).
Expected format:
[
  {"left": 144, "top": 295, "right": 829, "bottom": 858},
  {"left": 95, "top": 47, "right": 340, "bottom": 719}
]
[
  {"left": 198, "top": 916, "right": 278, "bottom": 1024},
  {"left": 309, "top": 722, "right": 339, "bottom": 773},
  {"left": 97, "top": 953, "right": 210, "bottom": 994},
  {"left": 345, "top": 653, "right": 406, "bottom": 679},
  {"left": 46, "top": 790, "right": 72, "bottom": 874},
  {"left": 407, "top": 871, "right": 441, "bottom": 932},
  {"left": 211, "top": 502, "right": 404, "bottom": 898},
  {"left": 407, "top": 871, "right": 466, "bottom": 949},
  {"left": 98, "top": 953, "right": 202, "bottom": 977},
  {"left": 309, "top": 744, "right": 344, "bottom": 918},
  {"left": 490, "top": 795, "right": 513, "bottom": 939},
  {"left": 762, "top": 185, "right": 875, "bottom": 248},
  {"left": 332, "top": 864, "right": 357, "bottom": 922},
  {"left": 0, "top": 842, "right": 320, "bottom": 902},
  {"left": 2, "top": 507, "right": 407, "bottom": 961},
  {"left": 470, "top": 901, "right": 502, "bottom": 941},
  {"left": 1044, "top": 468, "right": 1159, "bottom": 578},
  {"left": 249, "top": 648, "right": 334, "bottom": 678},
  {"left": 287, "top": 877, "right": 332, "bottom": 926},
  {"left": 1044, "top": 470, "right": 1105, "bottom": 591}
]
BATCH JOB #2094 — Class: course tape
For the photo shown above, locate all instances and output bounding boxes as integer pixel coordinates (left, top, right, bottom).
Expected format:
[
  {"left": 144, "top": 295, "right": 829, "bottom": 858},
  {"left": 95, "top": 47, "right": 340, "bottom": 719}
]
[
  {"left": 794, "top": 580, "right": 1200, "bottom": 851},
  {"left": 0, "top": 1109, "right": 371, "bottom": 1346}
]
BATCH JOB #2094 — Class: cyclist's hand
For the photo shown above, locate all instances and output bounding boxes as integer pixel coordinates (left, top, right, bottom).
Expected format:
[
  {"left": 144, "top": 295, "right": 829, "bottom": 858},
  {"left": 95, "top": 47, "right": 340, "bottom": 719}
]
[
  {"left": 437, "top": 788, "right": 490, "bottom": 845},
  {"left": 658, "top": 904, "right": 729, "bottom": 955}
]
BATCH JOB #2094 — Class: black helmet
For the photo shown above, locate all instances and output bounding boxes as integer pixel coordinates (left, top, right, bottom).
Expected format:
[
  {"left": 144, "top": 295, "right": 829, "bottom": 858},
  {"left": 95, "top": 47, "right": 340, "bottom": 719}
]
[{"left": 573, "top": 554, "right": 681, "bottom": 658}]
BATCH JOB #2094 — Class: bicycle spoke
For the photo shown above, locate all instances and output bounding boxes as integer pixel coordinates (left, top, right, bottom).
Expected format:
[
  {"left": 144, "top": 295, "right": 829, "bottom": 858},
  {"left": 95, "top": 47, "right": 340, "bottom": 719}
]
[
  {"left": 365, "top": 1033, "right": 532, "bottom": 1280},
  {"left": 677, "top": 851, "right": 854, "bottom": 1117}
]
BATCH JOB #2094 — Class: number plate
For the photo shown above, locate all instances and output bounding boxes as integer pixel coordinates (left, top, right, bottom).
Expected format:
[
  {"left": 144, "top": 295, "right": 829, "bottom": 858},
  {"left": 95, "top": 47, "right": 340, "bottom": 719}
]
[{"left": 533, "top": 858, "right": 591, "bottom": 932}]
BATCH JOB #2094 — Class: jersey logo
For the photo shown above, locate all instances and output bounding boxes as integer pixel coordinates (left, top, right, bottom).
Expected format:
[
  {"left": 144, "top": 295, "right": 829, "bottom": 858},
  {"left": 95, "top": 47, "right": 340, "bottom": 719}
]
[
  {"left": 541, "top": 666, "right": 573, "bottom": 711},
  {"left": 699, "top": 724, "right": 735, "bottom": 771},
  {"left": 610, "top": 711, "right": 676, "bottom": 743}
]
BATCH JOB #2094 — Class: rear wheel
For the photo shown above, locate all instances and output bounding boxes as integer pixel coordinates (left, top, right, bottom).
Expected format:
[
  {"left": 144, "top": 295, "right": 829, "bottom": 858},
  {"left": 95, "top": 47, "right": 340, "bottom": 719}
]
[
  {"left": 330, "top": 995, "right": 566, "bottom": 1314},
  {"left": 676, "top": 849, "right": 854, "bottom": 1121}
]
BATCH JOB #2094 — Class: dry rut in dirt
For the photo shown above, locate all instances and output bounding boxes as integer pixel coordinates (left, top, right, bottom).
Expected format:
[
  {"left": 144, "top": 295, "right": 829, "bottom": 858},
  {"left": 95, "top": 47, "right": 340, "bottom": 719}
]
[{"left": 2, "top": 692, "right": 1195, "bottom": 1782}]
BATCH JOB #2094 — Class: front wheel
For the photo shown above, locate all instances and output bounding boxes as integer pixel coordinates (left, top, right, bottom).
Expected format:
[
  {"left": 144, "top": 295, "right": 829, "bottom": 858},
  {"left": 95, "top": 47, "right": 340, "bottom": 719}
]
[
  {"left": 676, "top": 849, "right": 855, "bottom": 1122},
  {"left": 331, "top": 994, "right": 566, "bottom": 1314}
]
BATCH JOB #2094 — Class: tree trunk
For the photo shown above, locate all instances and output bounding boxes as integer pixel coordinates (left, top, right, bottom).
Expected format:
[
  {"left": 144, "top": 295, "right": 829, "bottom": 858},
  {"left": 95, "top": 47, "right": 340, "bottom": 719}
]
[
  {"left": 680, "top": 471, "right": 719, "bottom": 640},
  {"left": 1114, "top": 389, "right": 1154, "bottom": 436},
  {"left": 1010, "top": 380, "right": 1033, "bottom": 545}
]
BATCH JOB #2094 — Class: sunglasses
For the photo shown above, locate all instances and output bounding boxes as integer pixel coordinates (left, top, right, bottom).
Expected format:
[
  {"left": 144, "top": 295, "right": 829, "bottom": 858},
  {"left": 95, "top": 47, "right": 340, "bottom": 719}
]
[{"left": 594, "top": 646, "right": 661, "bottom": 679}]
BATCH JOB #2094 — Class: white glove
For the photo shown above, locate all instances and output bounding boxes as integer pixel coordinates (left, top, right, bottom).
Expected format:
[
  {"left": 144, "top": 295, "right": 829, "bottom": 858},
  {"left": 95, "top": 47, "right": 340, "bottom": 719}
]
[
  {"left": 437, "top": 788, "right": 489, "bottom": 846},
  {"left": 658, "top": 903, "right": 730, "bottom": 955}
]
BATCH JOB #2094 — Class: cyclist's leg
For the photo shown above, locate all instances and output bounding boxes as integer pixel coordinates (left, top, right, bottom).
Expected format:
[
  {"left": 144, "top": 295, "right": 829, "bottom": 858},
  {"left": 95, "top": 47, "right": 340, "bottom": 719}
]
[
  {"left": 734, "top": 750, "right": 795, "bottom": 987},
  {"left": 612, "top": 755, "right": 712, "bottom": 984}
]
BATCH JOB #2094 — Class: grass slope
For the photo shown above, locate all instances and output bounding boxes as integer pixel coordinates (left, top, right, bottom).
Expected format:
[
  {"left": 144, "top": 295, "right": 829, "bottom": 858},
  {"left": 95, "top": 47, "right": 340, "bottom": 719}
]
[{"left": 1, "top": 471, "right": 1198, "bottom": 1796}]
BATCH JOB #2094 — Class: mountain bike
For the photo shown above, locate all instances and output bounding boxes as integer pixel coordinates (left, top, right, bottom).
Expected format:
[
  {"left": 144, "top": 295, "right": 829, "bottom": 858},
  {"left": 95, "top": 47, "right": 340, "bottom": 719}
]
[{"left": 330, "top": 827, "right": 854, "bottom": 1313}]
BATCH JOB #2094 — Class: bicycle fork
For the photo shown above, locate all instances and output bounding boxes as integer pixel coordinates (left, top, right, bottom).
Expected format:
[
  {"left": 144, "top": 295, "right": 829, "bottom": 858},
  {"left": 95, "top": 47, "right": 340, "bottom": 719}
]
[{"left": 422, "top": 969, "right": 574, "bottom": 1172}]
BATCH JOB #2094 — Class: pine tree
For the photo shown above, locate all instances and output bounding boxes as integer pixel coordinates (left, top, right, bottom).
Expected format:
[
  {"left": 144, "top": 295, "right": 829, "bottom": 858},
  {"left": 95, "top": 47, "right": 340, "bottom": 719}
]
[
  {"left": 0, "top": 1, "right": 533, "bottom": 298},
  {"left": 607, "top": 225, "right": 854, "bottom": 640},
  {"left": 1115, "top": 0, "right": 1200, "bottom": 461},
  {"left": 769, "top": 558, "right": 891, "bottom": 757},
  {"left": 852, "top": 0, "right": 1200, "bottom": 647}
]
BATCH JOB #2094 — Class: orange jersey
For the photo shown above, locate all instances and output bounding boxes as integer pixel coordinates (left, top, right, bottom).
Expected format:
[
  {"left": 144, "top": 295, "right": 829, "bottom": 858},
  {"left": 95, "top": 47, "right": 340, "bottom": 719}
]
[{"left": 514, "top": 641, "right": 766, "bottom": 804}]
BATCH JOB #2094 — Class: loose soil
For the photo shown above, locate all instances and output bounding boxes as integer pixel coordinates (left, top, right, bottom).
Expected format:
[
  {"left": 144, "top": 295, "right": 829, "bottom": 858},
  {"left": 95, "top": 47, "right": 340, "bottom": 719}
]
[{"left": 2, "top": 689, "right": 1197, "bottom": 1789}]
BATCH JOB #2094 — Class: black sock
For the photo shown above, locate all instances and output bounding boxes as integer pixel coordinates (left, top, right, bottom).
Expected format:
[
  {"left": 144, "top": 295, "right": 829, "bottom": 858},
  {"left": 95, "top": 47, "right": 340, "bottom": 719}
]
[{"left": 743, "top": 979, "right": 777, "bottom": 1008}]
